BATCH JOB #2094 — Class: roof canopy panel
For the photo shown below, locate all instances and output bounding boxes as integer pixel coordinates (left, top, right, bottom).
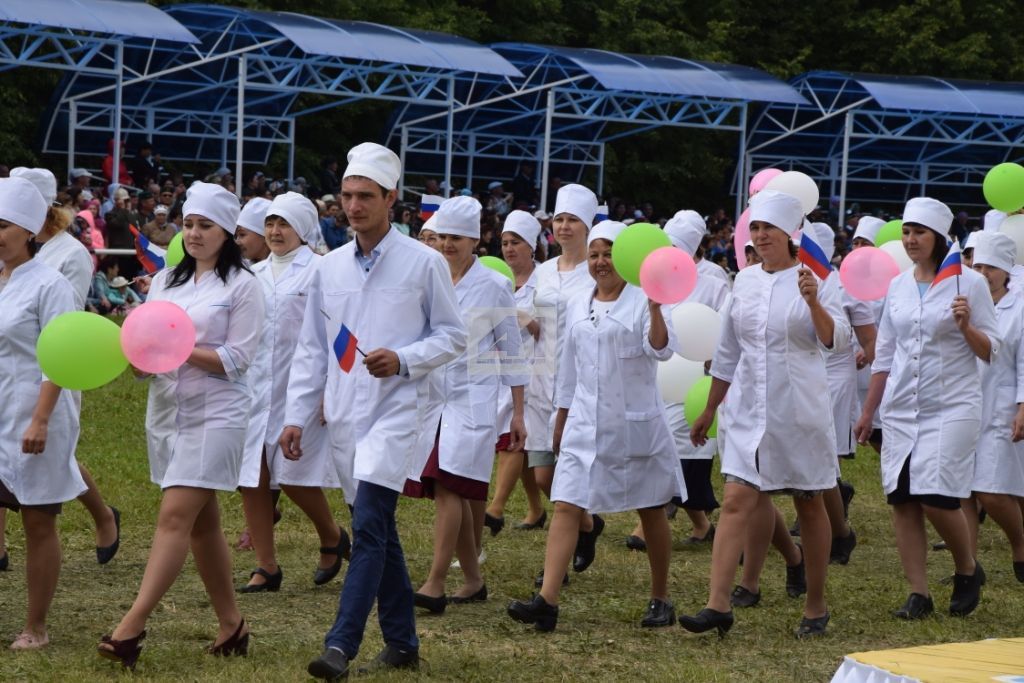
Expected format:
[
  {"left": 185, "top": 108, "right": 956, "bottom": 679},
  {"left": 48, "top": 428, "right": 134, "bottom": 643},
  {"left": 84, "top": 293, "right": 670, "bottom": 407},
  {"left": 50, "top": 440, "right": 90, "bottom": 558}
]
[{"left": 0, "top": 0, "right": 197, "bottom": 43}]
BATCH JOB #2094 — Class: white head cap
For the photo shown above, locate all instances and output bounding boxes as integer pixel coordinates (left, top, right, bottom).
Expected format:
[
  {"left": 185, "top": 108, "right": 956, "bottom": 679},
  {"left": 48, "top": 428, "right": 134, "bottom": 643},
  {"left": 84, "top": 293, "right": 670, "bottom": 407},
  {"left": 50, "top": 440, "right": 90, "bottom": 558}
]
[
  {"left": 10, "top": 167, "right": 57, "bottom": 206},
  {"left": 984, "top": 209, "right": 1007, "bottom": 233},
  {"left": 588, "top": 220, "right": 626, "bottom": 247},
  {"left": 902, "top": 197, "right": 953, "bottom": 240},
  {"left": 853, "top": 216, "right": 885, "bottom": 245},
  {"left": 502, "top": 209, "right": 541, "bottom": 247},
  {"left": 973, "top": 231, "right": 1016, "bottom": 273},
  {"left": 554, "top": 183, "right": 598, "bottom": 229},
  {"left": 0, "top": 177, "right": 48, "bottom": 235},
  {"left": 963, "top": 231, "right": 981, "bottom": 252},
  {"left": 154, "top": 205, "right": 169, "bottom": 216},
  {"left": 664, "top": 209, "right": 706, "bottom": 255},
  {"left": 267, "top": 191, "right": 319, "bottom": 244},
  {"left": 420, "top": 214, "right": 438, "bottom": 233},
  {"left": 182, "top": 181, "right": 241, "bottom": 235},
  {"left": 237, "top": 197, "right": 271, "bottom": 235},
  {"left": 343, "top": 142, "right": 401, "bottom": 190},
  {"left": 749, "top": 190, "right": 804, "bottom": 234},
  {"left": 433, "top": 196, "right": 482, "bottom": 239},
  {"left": 809, "top": 222, "right": 836, "bottom": 262}
]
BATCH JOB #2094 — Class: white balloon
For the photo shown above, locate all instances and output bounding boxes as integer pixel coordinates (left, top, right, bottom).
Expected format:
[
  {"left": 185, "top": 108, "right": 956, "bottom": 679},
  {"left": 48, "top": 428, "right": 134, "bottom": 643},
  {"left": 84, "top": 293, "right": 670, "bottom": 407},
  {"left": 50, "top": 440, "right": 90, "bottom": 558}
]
[
  {"left": 879, "top": 240, "right": 913, "bottom": 272},
  {"left": 763, "top": 171, "right": 820, "bottom": 215},
  {"left": 999, "top": 214, "right": 1024, "bottom": 265},
  {"left": 671, "top": 302, "right": 722, "bottom": 362},
  {"left": 656, "top": 354, "right": 705, "bottom": 404}
]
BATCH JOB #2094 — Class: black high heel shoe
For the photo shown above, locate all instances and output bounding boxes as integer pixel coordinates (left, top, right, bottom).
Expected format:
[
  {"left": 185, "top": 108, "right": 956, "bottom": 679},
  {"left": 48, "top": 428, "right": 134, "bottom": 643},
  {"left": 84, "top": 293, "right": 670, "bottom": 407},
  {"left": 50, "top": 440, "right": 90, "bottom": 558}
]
[
  {"left": 237, "top": 566, "right": 283, "bottom": 593},
  {"left": 209, "top": 619, "right": 249, "bottom": 656},
  {"left": 507, "top": 594, "right": 559, "bottom": 632},
  {"left": 413, "top": 591, "right": 448, "bottom": 614},
  {"left": 96, "top": 506, "right": 121, "bottom": 565},
  {"left": 314, "top": 528, "right": 351, "bottom": 586},
  {"left": 484, "top": 513, "right": 505, "bottom": 536},
  {"left": 97, "top": 629, "right": 146, "bottom": 670},
  {"left": 0, "top": 550, "right": 8, "bottom": 571},
  {"left": 679, "top": 608, "right": 734, "bottom": 638},
  {"left": 794, "top": 611, "right": 830, "bottom": 638},
  {"left": 514, "top": 510, "right": 547, "bottom": 530}
]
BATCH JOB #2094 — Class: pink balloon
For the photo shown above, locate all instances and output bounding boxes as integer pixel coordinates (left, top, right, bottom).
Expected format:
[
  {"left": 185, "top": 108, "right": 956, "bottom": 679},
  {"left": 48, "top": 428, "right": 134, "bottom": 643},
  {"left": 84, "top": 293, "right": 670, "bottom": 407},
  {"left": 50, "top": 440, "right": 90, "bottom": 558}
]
[
  {"left": 120, "top": 301, "right": 196, "bottom": 374},
  {"left": 640, "top": 247, "right": 698, "bottom": 304},
  {"left": 734, "top": 207, "right": 751, "bottom": 269},
  {"left": 749, "top": 168, "right": 783, "bottom": 196},
  {"left": 839, "top": 247, "right": 900, "bottom": 302}
]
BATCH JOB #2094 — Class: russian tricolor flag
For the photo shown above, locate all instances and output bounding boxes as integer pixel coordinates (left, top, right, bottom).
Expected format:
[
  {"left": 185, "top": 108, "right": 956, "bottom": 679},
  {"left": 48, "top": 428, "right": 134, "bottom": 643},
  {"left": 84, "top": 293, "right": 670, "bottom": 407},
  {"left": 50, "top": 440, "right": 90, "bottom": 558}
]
[
  {"left": 595, "top": 205, "right": 609, "bottom": 222},
  {"left": 332, "top": 324, "right": 359, "bottom": 373},
  {"left": 129, "top": 224, "right": 166, "bottom": 274},
  {"left": 419, "top": 194, "right": 444, "bottom": 221},
  {"left": 931, "top": 240, "right": 962, "bottom": 289},
  {"left": 797, "top": 230, "right": 833, "bottom": 280}
]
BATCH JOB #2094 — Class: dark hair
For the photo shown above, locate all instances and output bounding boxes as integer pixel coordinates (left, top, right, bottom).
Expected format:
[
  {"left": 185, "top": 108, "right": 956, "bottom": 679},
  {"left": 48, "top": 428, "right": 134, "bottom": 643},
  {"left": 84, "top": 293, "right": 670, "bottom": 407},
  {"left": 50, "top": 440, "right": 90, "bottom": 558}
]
[
  {"left": 929, "top": 233, "right": 949, "bottom": 275},
  {"left": 788, "top": 241, "right": 798, "bottom": 259},
  {"left": 98, "top": 255, "right": 120, "bottom": 273},
  {"left": 27, "top": 235, "right": 38, "bottom": 257},
  {"left": 166, "top": 229, "right": 251, "bottom": 288}
]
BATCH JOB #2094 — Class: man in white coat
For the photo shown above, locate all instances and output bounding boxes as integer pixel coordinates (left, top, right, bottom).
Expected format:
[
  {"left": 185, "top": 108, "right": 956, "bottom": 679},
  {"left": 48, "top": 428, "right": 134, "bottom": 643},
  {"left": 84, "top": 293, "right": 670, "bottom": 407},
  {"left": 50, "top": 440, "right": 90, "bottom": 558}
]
[{"left": 281, "top": 143, "right": 466, "bottom": 679}]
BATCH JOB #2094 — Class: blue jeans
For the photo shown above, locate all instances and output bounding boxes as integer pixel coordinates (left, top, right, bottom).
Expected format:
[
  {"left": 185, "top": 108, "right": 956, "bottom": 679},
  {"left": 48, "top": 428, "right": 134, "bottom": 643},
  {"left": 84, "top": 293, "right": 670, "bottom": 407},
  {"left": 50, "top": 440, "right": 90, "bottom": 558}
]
[{"left": 323, "top": 481, "right": 418, "bottom": 657}]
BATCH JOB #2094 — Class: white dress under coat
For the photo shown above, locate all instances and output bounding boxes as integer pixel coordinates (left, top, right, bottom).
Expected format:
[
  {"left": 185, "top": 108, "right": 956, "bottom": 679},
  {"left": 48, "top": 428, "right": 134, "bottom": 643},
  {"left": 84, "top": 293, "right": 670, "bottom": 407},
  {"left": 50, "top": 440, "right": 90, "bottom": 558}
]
[
  {"left": 697, "top": 257, "right": 732, "bottom": 290},
  {"left": 0, "top": 260, "right": 86, "bottom": 505},
  {"left": 495, "top": 268, "right": 537, "bottom": 437},
  {"left": 553, "top": 285, "right": 679, "bottom": 513},
  {"left": 36, "top": 231, "right": 93, "bottom": 309},
  {"left": 825, "top": 277, "right": 877, "bottom": 456},
  {"left": 711, "top": 264, "right": 851, "bottom": 491},
  {"left": 145, "top": 266, "right": 265, "bottom": 491},
  {"left": 872, "top": 268, "right": 999, "bottom": 499}
]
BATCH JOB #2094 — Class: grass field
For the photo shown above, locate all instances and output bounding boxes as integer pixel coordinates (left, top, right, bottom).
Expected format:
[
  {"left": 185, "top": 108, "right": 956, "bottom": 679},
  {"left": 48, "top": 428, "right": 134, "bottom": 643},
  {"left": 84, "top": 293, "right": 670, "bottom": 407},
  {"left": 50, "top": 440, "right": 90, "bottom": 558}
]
[{"left": 1, "top": 372, "right": 1022, "bottom": 682}]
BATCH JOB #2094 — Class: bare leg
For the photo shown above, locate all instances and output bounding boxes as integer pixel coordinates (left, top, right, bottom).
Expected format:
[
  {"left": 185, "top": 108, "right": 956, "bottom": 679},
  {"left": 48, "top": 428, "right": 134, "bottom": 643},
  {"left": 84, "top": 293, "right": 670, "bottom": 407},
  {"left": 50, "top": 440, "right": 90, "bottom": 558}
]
[
  {"left": 822, "top": 485, "right": 852, "bottom": 538},
  {"left": 280, "top": 484, "right": 341, "bottom": 569},
  {"left": 190, "top": 495, "right": 245, "bottom": 644},
  {"left": 239, "top": 454, "right": 277, "bottom": 586},
  {"left": 891, "top": 502, "right": 929, "bottom": 596},
  {"left": 976, "top": 492, "right": 1024, "bottom": 562},
  {"left": 706, "top": 483, "right": 762, "bottom": 612},
  {"left": 20, "top": 508, "right": 61, "bottom": 639},
  {"left": 685, "top": 508, "right": 712, "bottom": 538},
  {"left": 772, "top": 506, "right": 803, "bottom": 565},
  {"left": 629, "top": 514, "right": 646, "bottom": 543},
  {"left": 416, "top": 483, "right": 462, "bottom": 597},
  {"left": 0, "top": 507, "right": 6, "bottom": 557},
  {"left": 453, "top": 498, "right": 484, "bottom": 598},
  {"left": 924, "top": 505, "right": 976, "bottom": 576},
  {"left": 638, "top": 507, "right": 671, "bottom": 600},
  {"left": 539, "top": 502, "right": 583, "bottom": 605},
  {"left": 469, "top": 499, "right": 485, "bottom": 556},
  {"left": 487, "top": 450, "right": 523, "bottom": 519},
  {"left": 963, "top": 495, "right": 980, "bottom": 557},
  {"left": 736, "top": 497, "right": 776, "bottom": 593},
  {"left": 793, "top": 495, "right": 829, "bottom": 619},
  {"left": 518, "top": 458, "right": 544, "bottom": 522},
  {"left": 533, "top": 464, "right": 554, "bottom": 500},
  {"left": 77, "top": 464, "right": 117, "bottom": 547}
]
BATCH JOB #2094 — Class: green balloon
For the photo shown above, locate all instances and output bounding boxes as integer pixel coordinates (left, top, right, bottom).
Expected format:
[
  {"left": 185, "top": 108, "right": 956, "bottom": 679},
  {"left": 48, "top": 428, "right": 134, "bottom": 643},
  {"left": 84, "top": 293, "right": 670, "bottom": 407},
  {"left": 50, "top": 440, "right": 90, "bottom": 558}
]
[
  {"left": 611, "top": 222, "right": 671, "bottom": 286},
  {"left": 479, "top": 255, "right": 514, "bottom": 285},
  {"left": 875, "top": 219, "right": 903, "bottom": 247},
  {"left": 36, "top": 312, "right": 128, "bottom": 390},
  {"left": 165, "top": 232, "right": 185, "bottom": 267},
  {"left": 683, "top": 375, "right": 718, "bottom": 438},
  {"left": 983, "top": 162, "right": 1024, "bottom": 213}
]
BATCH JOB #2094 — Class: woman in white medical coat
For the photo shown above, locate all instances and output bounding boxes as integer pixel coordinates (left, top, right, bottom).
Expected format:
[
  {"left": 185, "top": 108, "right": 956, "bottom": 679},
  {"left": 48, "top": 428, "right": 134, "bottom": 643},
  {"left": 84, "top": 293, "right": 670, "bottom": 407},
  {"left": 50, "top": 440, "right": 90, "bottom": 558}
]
[
  {"left": 237, "top": 193, "right": 349, "bottom": 593},
  {"left": 0, "top": 177, "right": 86, "bottom": 650},
  {"left": 855, "top": 197, "right": 997, "bottom": 620},
  {"left": 507, "top": 220, "right": 678, "bottom": 632},
  {"left": 851, "top": 216, "right": 886, "bottom": 454},
  {"left": 683, "top": 190, "right": 851, "bottom": 639},
  {"left": 404, "top": 196, "right": 526, "bottom": 611},
  {"left": 99, "top": 182, "right": 264, "bottom": 669},
  {"left": 962, "top": 232, "right": 1024, "bottom": 582}
]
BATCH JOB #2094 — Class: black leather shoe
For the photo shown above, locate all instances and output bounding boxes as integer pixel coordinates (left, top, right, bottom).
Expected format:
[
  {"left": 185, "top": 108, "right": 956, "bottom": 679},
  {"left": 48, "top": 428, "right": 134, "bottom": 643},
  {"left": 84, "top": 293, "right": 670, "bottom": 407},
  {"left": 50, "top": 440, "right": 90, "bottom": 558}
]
[
  {"left": 786, "top": 546, "right": 807, "bottom": 598},
  {"left": 730, "top": 585, "right": 761, "bottom": 608},
  {"left": 237, "top": 566, "right": 283, "bottom": 593},
  {"left": 355, "top": 643, "right": 419, "bottom": 674},
  {"left": 414, "top": 592, "right": 447, "bottom": 614},
  {"left": 0, "top": 551, "right": 8, "bottom": 572},
  {"left": 679, "top": 608, "right": 734, "bottom": 638},
  {"left": 96, "top": 506, "right": 121, "bottom": 565},
  {"left": 640, "top": 598, "right": 675, "bottom": 628},
  {"left": 573, "top": 514, "right": 604, "bottom": 573},
  {"left": 507, "top": 594, "right": 558, "bottom": 632},
  {"left": 794, "top": 611, "right": 830, "bottom": 638},
  {"left": 830, "top": 528, "right": 857, "bottom": 565},
  {"left": 949, "top": 561, "right": 983, "bottom": 616},
  {"left": 514, "top": 510, "right": 547, "bottom": 530},
  {"left": 892, "top": 592, "right": 934, "bottom": 620},
  {"left": 680, "top": 524, "right": 716, "bottom": 547},
  {"left": 839, "top": 480, "right": 855, "bottom": 519},
  {"left": 308, "top": 647, "right": 350, "bottom": 681},
  {"left": 449, "top": 584, "right": 487, "bottom": 604},
  {"left": 534, "top": 568, "right": 569, "bottom": 588},
  {"left": 1014, "top": 561, "right": 1024, "bottom": 583},
  {"left": 625, "top": 535, "right": 647, "bottom": 552},
  {"left": 484, "top": 513, "right": 504, "bottom": 537},
  {"left": 314, "top": 528, "right": 351, "bottom": 586}
]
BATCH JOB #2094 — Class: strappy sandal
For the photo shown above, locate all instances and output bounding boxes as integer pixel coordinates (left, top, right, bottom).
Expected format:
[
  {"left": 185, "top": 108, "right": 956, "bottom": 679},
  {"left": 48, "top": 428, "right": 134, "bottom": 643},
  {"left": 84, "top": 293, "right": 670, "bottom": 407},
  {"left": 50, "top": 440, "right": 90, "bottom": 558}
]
[{"left": 313, "top": 527, "right": 351, "bottom": 586}]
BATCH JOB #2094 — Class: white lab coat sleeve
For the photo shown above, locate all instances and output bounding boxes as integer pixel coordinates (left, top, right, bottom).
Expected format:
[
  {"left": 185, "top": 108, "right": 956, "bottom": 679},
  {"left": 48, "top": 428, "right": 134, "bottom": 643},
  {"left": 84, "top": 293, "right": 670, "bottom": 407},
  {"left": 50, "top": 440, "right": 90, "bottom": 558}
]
[
  {"left": 215, "top": 273, "right": 265, "bottom": 382},
  {"left": 817, "top": 275, "right": 851, "bottom": 354},
  {"left": 659, "top": 303, "right": 683, "bottom": 356},
  {"left": 284, "top": 268, "right": 329, "bottom": 429},
  {"left": 496, "top": 285, "right": 528, "bottom": 387},
  {"left": 1015, "top": 310, "right": 1024, "bottom": 404},
  {"left": 967, "top": 273, "right": 1001, "bottom": 364},
  {"left": 871, "top": 294, "right": 895, "bottom": 374},
  {"left": 397, "top": 255, "right": 467, "bottom": 380},
  {"left": 710, "top": 296, "right": 740, "bottom": 383},
  {"left": 644, "top": 301, "right": 675, "bottom": 361},
  {"left": 554, "top": 320, "right": 579, "bottom": 411}
]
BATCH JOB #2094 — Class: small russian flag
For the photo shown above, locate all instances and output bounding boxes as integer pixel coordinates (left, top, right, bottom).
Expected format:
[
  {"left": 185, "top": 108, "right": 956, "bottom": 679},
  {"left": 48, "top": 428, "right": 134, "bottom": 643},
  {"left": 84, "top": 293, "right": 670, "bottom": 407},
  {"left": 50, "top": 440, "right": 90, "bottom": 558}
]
[
  {"left": 129, "top": 224, "right": 166, "bottom": 273},
  {"left": 595, "top": 205, "right": 609, "bottom": 222},
  {"left": 419, "top": 194, "right": 444, "bottom": 221},
  {"left": 798, "top": 230, "right": 833, "bottom": 280},
  {"left": 931, "top": 240, "right": 962, "bottom": 290},
  {"left": 332, "top": 324, "right": 359, "bottom": 373}
]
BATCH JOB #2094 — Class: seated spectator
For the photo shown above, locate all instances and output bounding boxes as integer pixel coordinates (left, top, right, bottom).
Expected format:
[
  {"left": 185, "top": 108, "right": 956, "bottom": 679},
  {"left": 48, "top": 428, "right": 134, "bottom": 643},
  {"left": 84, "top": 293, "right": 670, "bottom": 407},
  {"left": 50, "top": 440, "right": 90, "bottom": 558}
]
[
  {"left": 88, "top": 256, "right": 123, "bottom": 314},
  {"left": 485, "top": 180, "right": 511, "bottom": 217},
  {"left": 141, "top": 205, "right": 176, "bottom": 247},
  {"left": 130, "top": 143, "right": 160, "bottom": 188},
  {"left": 320, "top": 201, "right": 349, "bottom": 250},
  {"left": 110, "top": 276, "right": 143, "bottom": 309},
  {"left": 391, "top": 205, "right": 413, "bottom": 236}
]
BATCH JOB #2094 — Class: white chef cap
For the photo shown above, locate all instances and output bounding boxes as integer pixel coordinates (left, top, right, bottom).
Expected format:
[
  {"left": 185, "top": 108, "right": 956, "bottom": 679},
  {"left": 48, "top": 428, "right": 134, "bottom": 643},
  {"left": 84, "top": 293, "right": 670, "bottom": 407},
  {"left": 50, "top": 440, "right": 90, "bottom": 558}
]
[
  {"left": 963, "top": 231, "right": 980, "bottom": 252},
  {"left": 420, "top": 214, "right": 438, "bottom": 233},
  {"left": 972, "top": 231, "right": 1016, "bottom": 273},
  {"left": 267, "top": 191, "right": 319, "bottom": 244},
  {"left": 502, "top": 209, "right": 541, "bottom": 247},
  {"left": 343, "top": 142, "right": 401, "bottom": 191},
  {"left": 10, "top": 167, "right": 58, "bottom": 206},
  {"left": 808, "top": 222, "right": 836, "bottom": 262},
  {"left": 553, "top": 183, "right": 598, "bottom": 228},
  {"left": 902, "top": 197, "right": 953, "bottom": 240},
  {"left": 749, "top": 190, "right": 804, "bottom": 234},
  {"left": 0, "top": 176, "right": 48, "bottom": 235},
  {"left": 664, "top": 209, "right": 706, "bottom": 255},
  {"left": 236, "top": 197, "right": 271, "bottom": 236},
  {"left": 182, "top": 181, "right": 241, "bottom": 235},
  {"left": 984, "top": 209, "right": 1007, "bottom": 233},
  {"left": 433, "top": 196, "right": 481, "bottom": 239},
  {"left": 853, "top": 216, "right": 885, "bottom": 244},
  {"left": 588, "top": 220, "right": 626, "bottom": 247}
]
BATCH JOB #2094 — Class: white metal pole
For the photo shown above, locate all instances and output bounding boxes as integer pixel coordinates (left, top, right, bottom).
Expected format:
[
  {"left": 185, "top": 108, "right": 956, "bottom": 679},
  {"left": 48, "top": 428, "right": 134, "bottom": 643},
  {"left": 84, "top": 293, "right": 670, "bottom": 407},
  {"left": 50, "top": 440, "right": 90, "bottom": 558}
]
[
  {"left": 112, "top": 42, "right": 123, "bottom": 187},
  {"left": 539, "top": 89, "right": 554, "bottom": 214},
  {"left": 838, "top": 111, "right": 852, "bottom": 225},
  {"left": 466, "top": 132, "right": 476, "bottom": 189},
  {"left": 235, "top": 56, "right": 246, "bottom": 200},
  {"left": 399, "top": 125, "right": 407, "bottom": 199},
  {"left": 221, "top": 115, "right": 229, "bottom": 168},
  {"left": 67, "top": 101, "right": 76, "bottom": 180},
  {"left": 444, "top": 78, "right": 454, "bottom": 198},
  {"left": 597, "top": 143, "right": 606, "bottom": 197},
  {"left": 735, "top": 104, "right": 748, "bottom": 223},
  {"left": 287, "top": 118, "right": 296, "bottom": 185}
]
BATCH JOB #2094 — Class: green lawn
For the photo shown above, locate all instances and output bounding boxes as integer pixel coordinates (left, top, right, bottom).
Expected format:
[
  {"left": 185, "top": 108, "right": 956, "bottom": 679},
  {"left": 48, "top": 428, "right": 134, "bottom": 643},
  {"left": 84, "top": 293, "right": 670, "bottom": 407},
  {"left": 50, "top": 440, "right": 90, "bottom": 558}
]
[{"left": 1, "top": 372, "right": 1022, "bottom": 682}]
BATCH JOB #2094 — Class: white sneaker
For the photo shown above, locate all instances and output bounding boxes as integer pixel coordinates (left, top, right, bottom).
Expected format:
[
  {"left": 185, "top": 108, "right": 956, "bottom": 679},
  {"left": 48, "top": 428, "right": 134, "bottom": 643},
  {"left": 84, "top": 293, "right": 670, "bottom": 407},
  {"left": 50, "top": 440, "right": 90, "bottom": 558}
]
[{"left": 451, "top": 549, "right": 486, "bottom": 569}]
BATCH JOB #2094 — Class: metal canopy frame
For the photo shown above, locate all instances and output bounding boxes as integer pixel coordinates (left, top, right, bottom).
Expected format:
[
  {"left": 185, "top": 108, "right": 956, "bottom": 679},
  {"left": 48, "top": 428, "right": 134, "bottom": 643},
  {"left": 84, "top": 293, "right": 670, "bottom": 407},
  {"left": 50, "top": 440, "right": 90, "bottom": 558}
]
[{"left": 746, "top": 71, "right": 1024, "bottom": 214}]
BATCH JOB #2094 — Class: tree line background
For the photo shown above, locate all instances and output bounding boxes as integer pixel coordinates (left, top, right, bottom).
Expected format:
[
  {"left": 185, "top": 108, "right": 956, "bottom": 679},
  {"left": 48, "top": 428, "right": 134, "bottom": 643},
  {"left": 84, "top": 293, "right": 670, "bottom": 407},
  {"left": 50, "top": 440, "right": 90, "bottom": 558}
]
[{"left": 2, "top": 0, "right": 1023, "bottom": 212}]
